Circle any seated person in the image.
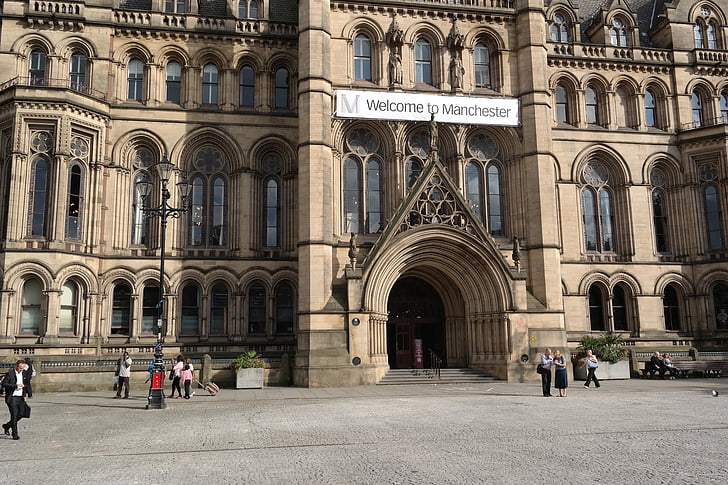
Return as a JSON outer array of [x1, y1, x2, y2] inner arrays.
[[662, 352, 679, 378], [648, 351, 667, 378]]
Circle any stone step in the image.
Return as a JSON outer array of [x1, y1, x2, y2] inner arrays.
[[377, 368, 499, 385]]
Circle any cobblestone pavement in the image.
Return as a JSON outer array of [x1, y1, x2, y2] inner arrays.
[[2, 378, 728, 484]]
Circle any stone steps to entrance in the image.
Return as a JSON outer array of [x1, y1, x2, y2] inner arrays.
[[377, 368, 499, 385]]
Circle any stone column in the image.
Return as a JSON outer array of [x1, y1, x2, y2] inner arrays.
[[295, 0, 354, 386]]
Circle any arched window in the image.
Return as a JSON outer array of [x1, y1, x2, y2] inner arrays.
[[111, 283, 131, 335], [704, 184, 724, 250], [127, 59, 144, 101], [588, 285, 606, 331], [250, 0, 259, 18], [343, 157, 361, 233], [487, 164, 504, 236], [555, 83, 569, 123], [166, 62, 182, 103], [20, 278, 43, 334], [342, 128, 383, 234], [644, 90, 656, 127], [465, 162, 483, 221], [691, 91, 705, 127], [652, 187, 668, 253], [473, 43, 490, 88], [189, 176, 205, 246], [585, 86, 599, 124], [248, 284, 266, 334], [354, 34, 372, 81], [59, 281, 78, 334], [713, 283, 728, 330], [582, 162, 615, 252], [66, 164, 83, 239], [238, 0, 247, 17], [550, 13, 569, 43], [29, 50, 46, 86], [210, 284, 228, 334], [29, 156, 50, 237], [239, 66, 255, 107], [180, 283, 200, 335], [720, 92, 728, 124], [663, 285, 681, 331], [695, 7, 720, 50], [414, 38, 432, 85], [274, 68, 289, 109], [141, 285, 160, 334], [465, 134, 504, 236], [69, 51, 87, 91], [188, 147, 227, 248], [264, 178, 279, 247], [366, 159, 381, 233], [275, 282, 294, 334], [612, 285, 629, 331], [609, 17, 628, 46], [202, 64, 219, 105], [132, 172, 149, 245]]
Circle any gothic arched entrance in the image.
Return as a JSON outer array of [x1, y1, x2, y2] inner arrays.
[[386, 277, 446, 369]]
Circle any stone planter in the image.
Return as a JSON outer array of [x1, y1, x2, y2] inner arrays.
[[236, 368, 264, 389], [573, 359, 630, 381]]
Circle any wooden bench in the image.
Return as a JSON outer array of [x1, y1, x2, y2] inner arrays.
[[640, 361, 679, 379], [673, 360, 728, 378]]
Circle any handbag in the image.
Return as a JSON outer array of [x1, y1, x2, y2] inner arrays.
[[536, 364, 544, 375], [21, 401, 31, 419], [169, 369, 175, 380]]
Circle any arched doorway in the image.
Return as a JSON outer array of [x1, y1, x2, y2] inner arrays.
[[386, 277, 446, 369]]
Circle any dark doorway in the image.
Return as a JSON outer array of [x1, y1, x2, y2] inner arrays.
[[387, 277, 446, 369]]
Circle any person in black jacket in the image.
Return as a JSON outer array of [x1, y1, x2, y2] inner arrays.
[[1, 360, 31, 440]]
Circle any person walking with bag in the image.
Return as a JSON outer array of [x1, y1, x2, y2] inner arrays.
[[583, 349, 601, 388], [2, 360, 32, 440], [114, 351, 132, 399], [168, 355, 184, 399]]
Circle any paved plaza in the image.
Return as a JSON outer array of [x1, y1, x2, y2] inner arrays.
[[3, 378, 728, 484]]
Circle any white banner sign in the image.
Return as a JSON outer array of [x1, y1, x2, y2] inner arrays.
[[335, 90, 519, 126]]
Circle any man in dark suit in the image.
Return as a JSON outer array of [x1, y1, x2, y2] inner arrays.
[[1, 360, 31, 440]]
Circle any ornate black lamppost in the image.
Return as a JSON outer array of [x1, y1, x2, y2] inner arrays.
[[136, 154, 191, 410]]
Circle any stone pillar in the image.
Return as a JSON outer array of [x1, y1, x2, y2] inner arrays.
[[295, 0, 353, 387], [515, 0, 564, 314]]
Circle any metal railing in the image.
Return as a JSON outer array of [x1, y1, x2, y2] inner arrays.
[[680, 114, 728, 131], [0, 76, 107, 101]]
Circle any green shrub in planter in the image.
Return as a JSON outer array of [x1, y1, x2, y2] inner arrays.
[[575, 333, 628, 364], [230, 351, 266, 371]]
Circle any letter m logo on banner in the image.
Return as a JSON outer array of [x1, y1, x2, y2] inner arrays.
[[337, 93, 360, 116]]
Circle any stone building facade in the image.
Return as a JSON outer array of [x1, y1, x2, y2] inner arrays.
[[0, 0, 726, 386]]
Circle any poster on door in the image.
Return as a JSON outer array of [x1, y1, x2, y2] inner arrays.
[[414, 339, 424, 369]]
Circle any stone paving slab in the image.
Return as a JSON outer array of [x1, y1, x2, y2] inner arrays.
[[2, 379, 728, 484]]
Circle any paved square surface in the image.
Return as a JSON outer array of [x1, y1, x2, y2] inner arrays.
[[3, 378, 727, 484]]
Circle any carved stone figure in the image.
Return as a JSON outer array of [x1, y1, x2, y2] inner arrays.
[[348, 232, 358, 270], [512, 236, 521, 271], [450, 56, 464, 89], [389, 50, 402, 86], [429, 113, 438, 151]]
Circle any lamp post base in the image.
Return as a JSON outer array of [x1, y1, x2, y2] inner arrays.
[[147, 387, 167, 410]]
